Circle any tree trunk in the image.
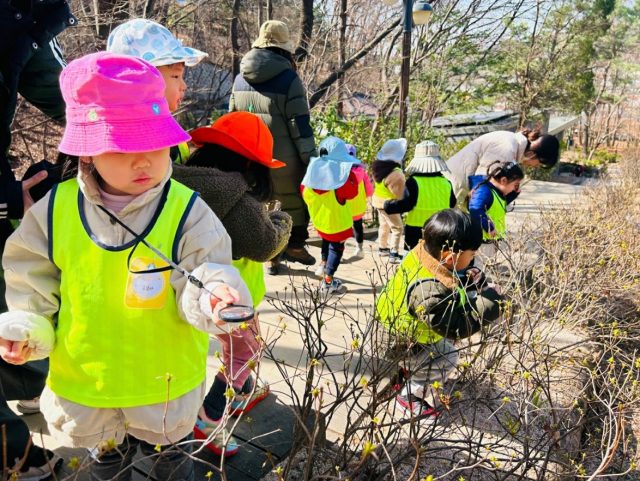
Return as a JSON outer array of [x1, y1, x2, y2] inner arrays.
[[258, 0, 264, 28], [94, 0, 129, 41], [230, 0, 242, 80], [604, 103, 612, 147], [143, 0, 155, 18], [582, 111, 589, 157], [295, 0, 314, 62], [308, 18, 401, 108], [267, 0, 273, 21], [336, 0, 348, 117]]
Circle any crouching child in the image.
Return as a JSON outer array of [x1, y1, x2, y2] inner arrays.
[[376, 209, 503, 423]]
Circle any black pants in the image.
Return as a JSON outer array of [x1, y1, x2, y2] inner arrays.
[[0, 380, 32, 467], [287, 205, 311, 249], [0, 359, 48, 400], [321, 239, 345, 277], [288, 224, 310, 250], [88, 433, 194, 481], [353, 218, 364, 244], [404, 225, 423, 251], [0, 270, 49, 469], [0, 360, 49, 469]]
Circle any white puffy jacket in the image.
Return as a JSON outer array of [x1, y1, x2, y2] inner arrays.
[[445, 131, 528, 206]]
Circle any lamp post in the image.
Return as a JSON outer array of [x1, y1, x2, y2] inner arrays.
[[383, 0, 433, 137]]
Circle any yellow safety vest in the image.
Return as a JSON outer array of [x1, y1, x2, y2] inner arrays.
[[48, 179, 209, 408], [405, 176, 452, 228], [173, 142, 190, 165], [376, 248, 466, 344], [303, 188, 353, 234], [348, 181, 367, 219], [232, 258, 266, 308], [374, 167, 401, 200], [484, 189, 507, 241]]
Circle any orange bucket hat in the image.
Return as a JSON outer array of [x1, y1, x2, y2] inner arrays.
[[190, 112, 285, 169]]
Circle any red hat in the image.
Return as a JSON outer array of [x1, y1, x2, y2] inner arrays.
[[190, 112, 285, 169]]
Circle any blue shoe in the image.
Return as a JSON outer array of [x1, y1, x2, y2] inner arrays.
[[321, 278, 344, 294]]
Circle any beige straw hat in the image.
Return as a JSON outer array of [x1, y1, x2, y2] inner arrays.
[[252, 21, 295, 54], [406, 140, 450, 174]]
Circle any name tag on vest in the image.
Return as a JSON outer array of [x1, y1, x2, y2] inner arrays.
[[125, 257, 170, 309]]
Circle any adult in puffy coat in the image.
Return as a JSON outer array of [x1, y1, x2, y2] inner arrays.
[[0, 0, 75, 477], [445, 127, 560, 208], [229, 20, 317, 275], [1, 0, 75, 219]]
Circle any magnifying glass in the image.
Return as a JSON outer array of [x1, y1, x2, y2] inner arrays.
[[213, 298, 256, 323]]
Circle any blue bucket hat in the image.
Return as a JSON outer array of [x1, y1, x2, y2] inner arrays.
[[107, 19, 208, 67], [302, 137, 361, 191]]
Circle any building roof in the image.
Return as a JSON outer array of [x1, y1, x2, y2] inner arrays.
[[430, 109, 578, 144], [548, 115, 580, 136], [430, 109, 515, 127]]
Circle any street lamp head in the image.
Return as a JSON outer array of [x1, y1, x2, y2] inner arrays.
[[382, 0, 399, 5], [412, 0, 434, 25]]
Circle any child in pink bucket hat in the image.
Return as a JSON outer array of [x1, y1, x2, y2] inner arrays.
[[0, 52, 252, 479], [58, 51, 190, 157]]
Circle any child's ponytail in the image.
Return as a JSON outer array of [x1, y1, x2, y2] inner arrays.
[[520, 125, 543, 144], [485, 160, 524, 184], [466, 160, 525, 206]]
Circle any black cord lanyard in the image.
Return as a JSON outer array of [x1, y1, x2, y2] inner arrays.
[[96, 204, 256, 323], [97, 205, 206, 290]]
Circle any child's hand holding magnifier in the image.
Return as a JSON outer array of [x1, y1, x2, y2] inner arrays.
[[209, 285, 255, 325]]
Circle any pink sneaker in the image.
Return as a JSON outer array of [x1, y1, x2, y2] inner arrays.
[[193, 408, 240, 457], [229, 378, 270, 416]]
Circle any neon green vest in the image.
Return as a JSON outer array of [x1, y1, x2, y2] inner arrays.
[[374, 167, 401, 200], [348, 181, 367, 219], [233, 258, 266, 308], [484, 189, 507, 241], [405, 176, 452, 228], [376, 248, 466, 344], [176, 142, 191, 165], [303, 188, 353, 234], [48, 179, 209, 408]]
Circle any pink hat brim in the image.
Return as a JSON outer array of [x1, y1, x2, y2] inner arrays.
[[59, 116, 191, 156]]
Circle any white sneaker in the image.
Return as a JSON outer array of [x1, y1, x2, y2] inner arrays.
[[389, 253, 402, 264], [321, 278, 343, 294], [396, 393, 438, 425], [17, 397, 40, 414], [352, 244, 364, 258], [314, 264, 326, 277], [15, 450, 62, 481]]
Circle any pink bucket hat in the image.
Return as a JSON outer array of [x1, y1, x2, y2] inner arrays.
[[58, 52, 191, 156]]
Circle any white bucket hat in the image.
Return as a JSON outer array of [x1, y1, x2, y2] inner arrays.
[[406, 140, 450, 174], [302, 137, 361, 190], [107, 19, 208, 67], [376, 138, 407, 163]]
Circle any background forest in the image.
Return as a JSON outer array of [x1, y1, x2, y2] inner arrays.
[[9, 0, 640, 168]]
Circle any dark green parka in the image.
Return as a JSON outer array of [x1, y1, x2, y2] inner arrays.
[[229, 48, 317, 227]]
